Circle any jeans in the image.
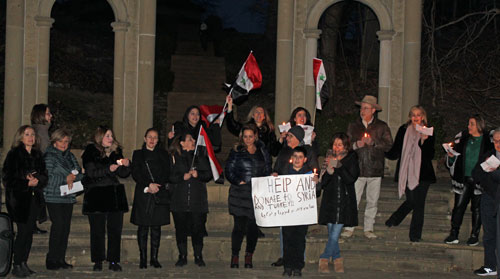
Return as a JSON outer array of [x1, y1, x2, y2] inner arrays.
[[320, 223, 344, 260]]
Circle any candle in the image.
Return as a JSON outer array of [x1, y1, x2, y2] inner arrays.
[[117, 159, 123, 166], [289, 158, 293, 163], [449, 142, 453, 148], [364, 132, 369, 138], [313, 168, 317, 175], [282, 122, 286, 125]]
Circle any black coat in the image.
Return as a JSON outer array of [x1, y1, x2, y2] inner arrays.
[[225, 141, 272, 219], [318, 151, 359, 226], [169, 149, 212, 213], [3, 145, 48, 223], [81, 144, 131, 214], [130, 146, 171, 226], [386, 124, 436, 184], [472, 150, 500, 203], [226, 111, 281, 156], [273, 145, 319, 175]]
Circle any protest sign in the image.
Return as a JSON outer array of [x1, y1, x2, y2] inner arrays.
[[251, 174, 317, 227]]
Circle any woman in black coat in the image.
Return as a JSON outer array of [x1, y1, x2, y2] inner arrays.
[[444, 115, 493, 246], [225, 124, 272, 269], [385, 105, 436, 242], [3, 125, 48, 277], [225, 95, 280, 156], [168, 131, 212, 267], [167, 105, 221, 152], [81, 126, 131, 272], [131, 128, 171, 269], [317, 133, 359, 273]]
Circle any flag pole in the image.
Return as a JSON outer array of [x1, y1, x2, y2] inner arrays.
[[191, 126, 202, 169]]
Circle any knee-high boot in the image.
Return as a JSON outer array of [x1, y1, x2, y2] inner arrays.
[[137, 226, 149, 269], [471, 204, 482, 238], [150, 226, 162, 268]]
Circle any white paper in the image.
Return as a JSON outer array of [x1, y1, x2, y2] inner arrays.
[[251, 174, 317, 227], [481, 155, 500, 172], [299, 124, 315, 145], [442, 143, 460, 156], [278, 122, 291, 133], [415, 124, 434, 136], [60, 181, 84, 196]]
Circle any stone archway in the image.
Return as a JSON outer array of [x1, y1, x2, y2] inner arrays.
[[274, 0, 423, 133], [3, 0, 157, 157]]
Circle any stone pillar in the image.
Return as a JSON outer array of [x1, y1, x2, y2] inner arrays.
[[402, 0, 422, 118], [137, 0, 157, 147], [274, 0, 294, 125], [3, 0, 24, 149], [376, 30, 395, 124], [111, 21, 129, 144], [35, 16, 55, 104], [304, 29, 322, 123]]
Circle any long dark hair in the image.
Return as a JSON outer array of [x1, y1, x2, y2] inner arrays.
[[182, 105, 202, 128], [234, 123, 259, 151], [31, 104, 49, 125], [142, 128, 161, 149], [289, 107, 313, 126], [330, 132, 351, 152], [168, 130, 191, 156]]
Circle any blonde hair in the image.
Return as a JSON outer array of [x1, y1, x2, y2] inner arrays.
[[246, 106, 275, 131], [93, 125, 120, 155], [50, 128, 73, 145], [11, 125, 39, 149], [406, 105, 428, 126]]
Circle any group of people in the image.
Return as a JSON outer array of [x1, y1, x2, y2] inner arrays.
[[1, 95, 499, 278]]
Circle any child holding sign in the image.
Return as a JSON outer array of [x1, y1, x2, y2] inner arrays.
[[273, 146, 318, 277]]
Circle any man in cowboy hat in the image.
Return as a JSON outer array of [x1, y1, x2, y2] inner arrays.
[[342, 95, 393, 239]]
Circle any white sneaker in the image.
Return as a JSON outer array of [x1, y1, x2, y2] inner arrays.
[[364, 231, 377, 239], [474, 266, 497, 276], [341, 229, 354, 238]]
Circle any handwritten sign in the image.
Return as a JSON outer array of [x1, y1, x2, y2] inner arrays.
[[251, 174, 317, 227]]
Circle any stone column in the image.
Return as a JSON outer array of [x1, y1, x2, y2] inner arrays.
[[304, 29, 322, 123], [111, 21, 129, 144], [3, 0, 24, 149], [35, 16, 55, 104], [137, 0, 157, 147], [402, 0, 422, 118], [376, 30, 395, 124], [274, 0, 294, 125]]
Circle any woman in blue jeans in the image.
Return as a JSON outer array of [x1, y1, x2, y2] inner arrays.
[[317, 133, 359, 273]]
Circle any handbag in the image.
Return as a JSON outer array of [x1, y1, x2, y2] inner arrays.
[[145, 161, 170, 206]]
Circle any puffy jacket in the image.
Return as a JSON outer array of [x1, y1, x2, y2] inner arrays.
[[318, 151, 359, 226], [225, 141, 272, 218], [347, 118, 393, 177], [169, 149, 212, 213], [81, 144, 131, 214], [43, 145, 84, 204], [3, 145, 48, 223]]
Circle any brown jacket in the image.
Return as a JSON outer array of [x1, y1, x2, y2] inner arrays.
[[347, 118, 393, 177]]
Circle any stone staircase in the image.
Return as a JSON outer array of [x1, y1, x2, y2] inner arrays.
[[24, 178, 483, 273], [166, 24, 237, 164]]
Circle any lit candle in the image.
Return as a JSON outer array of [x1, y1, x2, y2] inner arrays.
[[449, 142, 453, 148], [282, 122, 286, 125], [117, 159, 123, 166], [289, 158, 293, 163], [313, 168, 317, 175], [364, 132, 369, 138]]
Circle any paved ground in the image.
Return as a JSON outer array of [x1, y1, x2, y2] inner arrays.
[[3, 261, 481, 278]]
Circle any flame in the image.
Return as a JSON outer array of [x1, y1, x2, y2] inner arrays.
[[364, 132, 368, 138], [282, 122, 286, 125], [313, 168, 317, 174], [289, 158, 292, 163]]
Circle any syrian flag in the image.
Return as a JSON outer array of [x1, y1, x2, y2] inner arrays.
[[229, 51, 262, 105], [199, 105, 226, 127], [194, 126, 223, 181], [313, 58, 326, 110]]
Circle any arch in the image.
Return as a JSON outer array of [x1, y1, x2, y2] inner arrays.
[[306, 0, 392, 31], [38, 0, 129, 23]]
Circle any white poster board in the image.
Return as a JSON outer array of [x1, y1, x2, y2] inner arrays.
[[251, 174, 318, 227]]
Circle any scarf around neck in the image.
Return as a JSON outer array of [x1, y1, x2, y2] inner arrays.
[[398, 125, 422, 198]]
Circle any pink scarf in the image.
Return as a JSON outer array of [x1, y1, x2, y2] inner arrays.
[[398, 125, 422, 198]]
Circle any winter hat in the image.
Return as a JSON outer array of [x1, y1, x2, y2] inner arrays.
[[288, 126, 305, 144]]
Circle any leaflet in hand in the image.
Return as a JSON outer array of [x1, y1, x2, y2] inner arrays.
[[299, 124, 315, 145], [481, 155, 500, 172], [60, 181, 84, 196], [415, 124, 434, 136], [279, 122, 291, 133], [442, 143, 460, 156]]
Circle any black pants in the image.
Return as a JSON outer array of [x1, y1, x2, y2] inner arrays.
[[46, 203, 73, 264], [450, 177, 481, 237], [231, 215, 259, 256], [481, 194, 497, 269], [388, 182, 430, 240], [13, 198, 40, 265], [172, 212, 207, 256], [87, 212, 123, 263], [283, 225, 308, 270]]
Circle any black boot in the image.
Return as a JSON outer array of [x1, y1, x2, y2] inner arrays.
[[468, 205, 481, 246], [194, 255, 206, 267], [230, 255, 239, 268], [175, 255, 187, 267], [11, 264, 29, 278], [137, 226, 148, 269], [20, 262, 35, 275], [150, 226, 162, 268], [244, 252, 253, 268]]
